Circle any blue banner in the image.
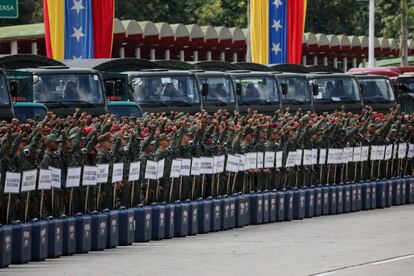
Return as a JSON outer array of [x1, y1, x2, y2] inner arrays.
[[269, 0, 287, 64], [64, 0, 94, 59]]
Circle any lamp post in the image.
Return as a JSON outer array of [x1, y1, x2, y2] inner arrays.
[[357, 0, 375, 68], [368, 0, 375, 68], [401, 0, 408, 66]]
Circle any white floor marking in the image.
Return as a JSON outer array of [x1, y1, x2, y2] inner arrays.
[[368, 254, 414, 266]]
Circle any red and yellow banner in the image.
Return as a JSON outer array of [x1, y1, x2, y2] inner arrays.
[[43, 0, 114, 60], [250, 0, 307, 64]]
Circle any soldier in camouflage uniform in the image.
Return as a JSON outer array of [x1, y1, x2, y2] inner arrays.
[[154, 133, 172, 202], [265, 126, 282, 190], [240, 127, 255, 193], [139, 135, 155, 204], [95, 133, 114, 210], [40, 133, 64, 217]]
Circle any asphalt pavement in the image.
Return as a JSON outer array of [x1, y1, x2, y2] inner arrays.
[[2, 205, 414, 276]]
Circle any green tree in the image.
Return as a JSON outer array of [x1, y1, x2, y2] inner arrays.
[[196, 0, 247, 27]]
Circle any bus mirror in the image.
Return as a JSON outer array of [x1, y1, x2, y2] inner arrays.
[[9, 80, 19, 97], [281, 83, 288, 95], [105, 81, 116, 96], [201, 83, 208, 96], [236, 83, 242, 95], [312, 83, 319, 96]]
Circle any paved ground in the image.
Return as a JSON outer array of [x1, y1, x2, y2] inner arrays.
[[2, 205, 414, 276]]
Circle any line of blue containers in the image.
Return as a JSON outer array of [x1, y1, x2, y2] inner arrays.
[[1, 176, 414, 268]]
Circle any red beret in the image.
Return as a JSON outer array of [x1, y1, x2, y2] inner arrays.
[[110, 125, 121, 133], [84, 126, 94, 135]]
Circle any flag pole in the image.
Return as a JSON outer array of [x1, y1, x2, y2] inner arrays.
[[368, 0, 375, 68], [246, 0, 251, 62]]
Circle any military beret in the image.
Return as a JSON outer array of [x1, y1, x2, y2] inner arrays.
[[158, 133, 171, 141], [186, 125, 197, 135], [110, 125, 121, 133], [46, 133, 62, 142], [271, 128, 280, 133], [68, 127, 79, 140], [141, 136, 154, 150], [84, 126, 94, 135], [98, 133, 113, 143]]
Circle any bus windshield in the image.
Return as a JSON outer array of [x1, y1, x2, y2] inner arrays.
[[0, 74, 10, 105], [312, 77, 360, 103], [279, 76, 311, 103], [131, 75, 200, 105], [236, 76, 279, 103], [198, 76, 235, 105], [359, 78, 395, 103], [33, 74, 105, 104]]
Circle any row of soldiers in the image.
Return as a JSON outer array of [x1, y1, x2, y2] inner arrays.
[[0, 105, 413, 223]]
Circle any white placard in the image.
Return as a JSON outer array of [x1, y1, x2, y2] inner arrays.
[[179, 159, 191, 176], [392, 144, 398, 159], [4, 171, 21, 194], [144, 160, 158, 180], [66, 167, 81, 188], [49, 166, 61, 188], [237, 155, 246, 172], [276, 151, 283, 168], [311, 149, 318, 165], [191, 158, 201, 176], [398, 143, 407, 159], [112, 163, 124, 183], [226, 154, 240, 173], [264, 151, 275, 168], [200, 157, 213, 174], [21, 169, 37, 192], [83, 166, 97, 186], [370, 145, 378, 161], [38, 169, 52, 190], [319, 149, 327, 165], [296, 149, 303, 166], [212, 156, 219, 174], [303, 150, 312, 166], [128, 161, 141, 181], [157, 159, 165, 179], [377, 145, 385, 161], [409, 144, 414, 158], [336, 149, 344, 164], [344, 147, 353, 163], [361, 146, 369, 162], [217, 155, 225, 173], [327, 149, 336, 164], [246, 152, 257, 169], [353, 147, 361, 162], [170, 160, 182, 178], [257, 152, 264, 169], [96, 164, 109, 184], [286, 151, 296, 168], [385, 145, 393, 160]]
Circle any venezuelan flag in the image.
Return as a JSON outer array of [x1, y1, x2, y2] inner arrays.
[[43, 0, 115, 60], [250, 0, 307, 65]]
